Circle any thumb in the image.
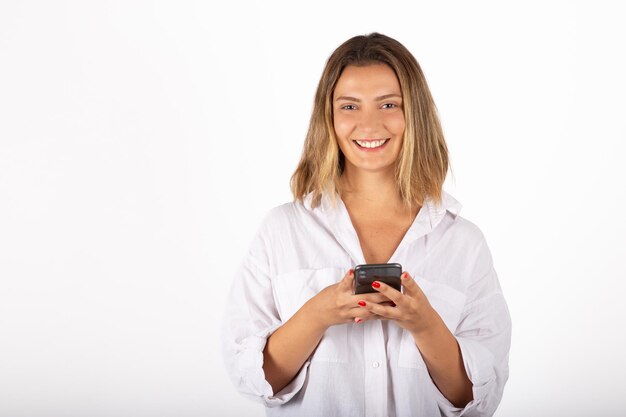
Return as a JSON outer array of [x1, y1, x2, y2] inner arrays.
[[338, 268, 355, 291], [401, 271, 425, 298]]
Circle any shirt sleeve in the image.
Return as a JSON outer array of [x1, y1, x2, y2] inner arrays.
[[437, 235, 513, 417], [220, 218, 310, 407]]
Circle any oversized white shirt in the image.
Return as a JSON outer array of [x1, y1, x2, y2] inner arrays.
[[221, 190, 512, 417]]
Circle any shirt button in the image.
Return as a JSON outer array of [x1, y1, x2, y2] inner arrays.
[[372, 361, 380, 368]]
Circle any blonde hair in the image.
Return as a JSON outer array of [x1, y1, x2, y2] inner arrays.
[[290, 32, 453, 210]]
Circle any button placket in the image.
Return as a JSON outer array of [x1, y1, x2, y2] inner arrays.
[[363, 320, 388, 417]]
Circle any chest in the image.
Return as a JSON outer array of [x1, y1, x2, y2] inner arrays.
[[348, 211, 416, 264]]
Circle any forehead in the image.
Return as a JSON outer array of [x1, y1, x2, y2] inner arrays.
[[334, 64, 401, 95]]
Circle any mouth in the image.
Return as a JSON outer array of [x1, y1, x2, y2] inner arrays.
[[352, 138, 390, 151]]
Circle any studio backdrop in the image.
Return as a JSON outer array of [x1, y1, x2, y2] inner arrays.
[[0, 1, 625, 416]]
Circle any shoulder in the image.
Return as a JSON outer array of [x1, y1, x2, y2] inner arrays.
[[259, 199, 308, 229], [450, 214, 487, 246], [241, 201, 303, 266], [429, 192, 494, 278], [437, 190, 487, 247], [252, 197, 317, 244], [259, 191, 327, 227], [447, 213, 496, 284], [244, 198, 319, 271]]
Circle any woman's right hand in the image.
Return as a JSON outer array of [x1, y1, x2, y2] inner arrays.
[[304, 268, 393, 329], [262, 268, 391, 393]]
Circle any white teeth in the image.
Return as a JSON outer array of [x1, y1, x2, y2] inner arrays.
[[355, 139, 387, 148]]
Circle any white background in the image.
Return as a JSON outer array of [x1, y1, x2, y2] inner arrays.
[[1, 1, 625, 416]]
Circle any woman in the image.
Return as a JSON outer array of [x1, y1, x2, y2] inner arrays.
[[221, 32, 511, 417]]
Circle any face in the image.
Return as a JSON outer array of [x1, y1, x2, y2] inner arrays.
[[332, 63, 405, 174]]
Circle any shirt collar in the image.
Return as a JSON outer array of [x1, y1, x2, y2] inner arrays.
[[304, 190, 463, 265]]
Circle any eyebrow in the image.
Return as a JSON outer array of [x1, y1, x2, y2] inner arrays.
[[335, 93, 402, 102]]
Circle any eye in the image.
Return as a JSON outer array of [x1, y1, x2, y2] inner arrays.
[[341, 104, 357, 110], [382, 103, 399, 109]]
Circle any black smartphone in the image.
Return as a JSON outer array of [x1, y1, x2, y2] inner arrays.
[[354, 263, 402, 294]]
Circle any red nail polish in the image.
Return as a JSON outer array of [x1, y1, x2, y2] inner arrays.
[[401, 272, 408, 279], [349, 268, 354, 275], [358, 300, 366, 307], [372, 281, 381, 289]]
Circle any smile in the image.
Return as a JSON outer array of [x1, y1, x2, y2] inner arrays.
[[352, 138, 390, 150]]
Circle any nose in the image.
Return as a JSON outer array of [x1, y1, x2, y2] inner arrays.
[[355, 106, 384, 132]]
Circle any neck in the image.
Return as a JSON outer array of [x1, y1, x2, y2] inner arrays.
[[339, 164, 403, 209]]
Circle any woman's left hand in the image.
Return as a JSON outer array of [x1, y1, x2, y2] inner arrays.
[[357, 271, 438, 337]]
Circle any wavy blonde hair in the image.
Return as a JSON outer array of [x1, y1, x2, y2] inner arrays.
[[290, 32, 453, 210]]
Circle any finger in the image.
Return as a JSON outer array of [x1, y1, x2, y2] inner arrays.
[[400, 271, 425, 299], [354, 315, 376, 324], [350, 307, 378, 322], [354, 291, 398, 309], [370, 280, 403, 304], [354, 316, 377, 324], [351, 292, 392, 304], [379, 301, 396, 307], [359, 300, 401, 320], [337, 268, 355, 291]]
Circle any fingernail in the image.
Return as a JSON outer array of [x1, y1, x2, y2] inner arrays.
[[355, 318, 362, 324], [358, 300, 366, 307], [372, 281, 381, 289], [349, 268, 354, 275], [401, 272, 408, 279]]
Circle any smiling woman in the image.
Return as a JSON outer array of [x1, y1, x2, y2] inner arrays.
[[333, 64, 405, 168], [289, 33, 450, 215], [221, 32, 511, 417]]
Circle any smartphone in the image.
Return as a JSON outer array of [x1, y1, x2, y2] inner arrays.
[[354, 263, 402, 294]]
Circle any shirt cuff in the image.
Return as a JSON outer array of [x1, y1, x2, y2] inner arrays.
[[434, 336, 497, 417], [237, 323, 310, 407]]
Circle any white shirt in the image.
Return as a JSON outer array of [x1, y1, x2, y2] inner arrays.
[[221, 190, 511, 417]]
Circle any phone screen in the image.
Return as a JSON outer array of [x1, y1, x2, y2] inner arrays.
[[354, 263, 402, 294]]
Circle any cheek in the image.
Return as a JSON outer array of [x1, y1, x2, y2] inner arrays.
[[333, 115, 353, 139], [388, 114, 406, 135]]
